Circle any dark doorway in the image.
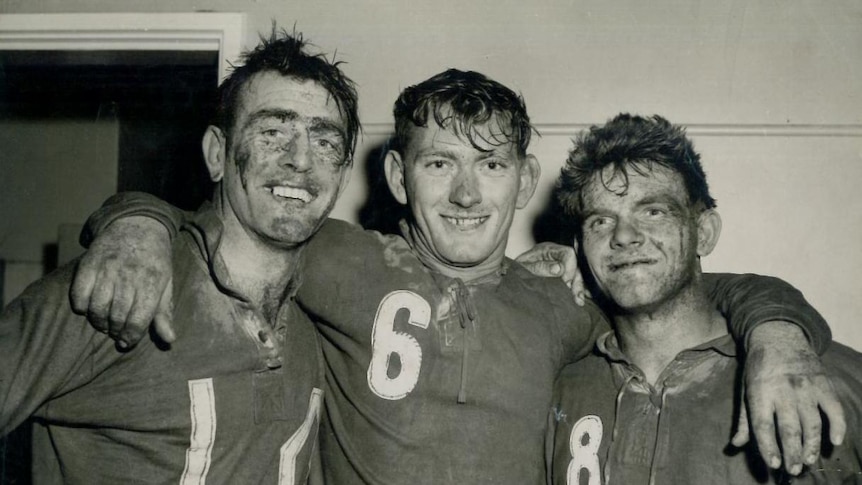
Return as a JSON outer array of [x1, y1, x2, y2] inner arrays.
[[1, 49, 218, 210]]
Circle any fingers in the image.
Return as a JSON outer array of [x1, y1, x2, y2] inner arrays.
[[730, 398, 750, 447], [69, 215, 174, 347], [773, 401, 803, 475], [534, 261, 565, 278], [748, 396, 782, 470], [572, 270, 586, 306], [117, 294, 157, 349], [86, 275, 115, 335], [820, 389, 846, 446], [70, 258, 97, 315], [516, 243, 576, 280], [108, 283, 137, 347], [152, 278, 176, 344], [798, 398, 823, 466], [558, 247, 578, 285]]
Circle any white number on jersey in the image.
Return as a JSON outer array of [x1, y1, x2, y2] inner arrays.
[[366, 290, 431, 400], [279, 388, 324, 485], [567, 415, 603, 485], [180, 379, 324, 484], [181, 378, 217, 485]]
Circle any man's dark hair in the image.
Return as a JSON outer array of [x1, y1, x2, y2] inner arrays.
[[392, 69, 534, 158], [556, 113, 716, 221], [215, 28, 360, 163]]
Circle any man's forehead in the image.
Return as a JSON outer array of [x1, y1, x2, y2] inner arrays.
[[584, 163, 687, 205], [406, 117, 518, 157], [239, 72, 344, 124]]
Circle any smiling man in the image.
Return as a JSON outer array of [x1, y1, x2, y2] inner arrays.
[[0, 31, 359, 483], [548, 114, 861, 484], [72, 70, 840, 483]]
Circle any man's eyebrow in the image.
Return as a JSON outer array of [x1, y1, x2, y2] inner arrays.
[[308, 118, 346, 138], [413, 147, 461, 159], [244, 109, 345, 138], [636, 194, 682, 207], [243, 108, 299, 129], [581, 207, 608, 220]]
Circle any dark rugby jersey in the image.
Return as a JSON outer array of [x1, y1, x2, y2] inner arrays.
[[1, 204, 324, 484]]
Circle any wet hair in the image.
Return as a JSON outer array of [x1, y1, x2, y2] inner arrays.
[[215, 27, 360, 163], [556, 113, 716, 221], [392, 69, 534, 158]]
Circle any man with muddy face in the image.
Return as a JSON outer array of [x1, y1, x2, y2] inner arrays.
[[0, 30, 359, 483]]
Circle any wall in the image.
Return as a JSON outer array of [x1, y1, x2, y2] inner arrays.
[[0, 120, 119, 305], [0, 0, 859, 349]]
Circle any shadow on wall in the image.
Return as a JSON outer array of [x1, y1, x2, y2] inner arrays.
[[356, 136, 407, 236]]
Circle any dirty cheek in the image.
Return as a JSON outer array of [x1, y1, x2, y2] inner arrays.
[[234, 142, 253, 189]]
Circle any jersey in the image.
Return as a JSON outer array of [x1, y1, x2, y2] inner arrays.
[[78, 192, 834, 484], [296, 219, 609, 484], [0, 204, 324, 484], [548, 333, 862, 485]]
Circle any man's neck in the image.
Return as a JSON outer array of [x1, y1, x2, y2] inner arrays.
[[613, 283, 728, 386], [216, 208, 303, 324], [405, 222, 506, 283]]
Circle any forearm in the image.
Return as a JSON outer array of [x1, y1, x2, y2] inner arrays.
[[0, 266, 97, 435], [703, 272, 830, 353], [80, 192, 190, 248]]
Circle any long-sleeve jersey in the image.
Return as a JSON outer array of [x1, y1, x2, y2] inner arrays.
[[298, 219, 609, 483], [548, 333, 862, 485], [80, 192, 832, 484], [0, 203, 325, 484]]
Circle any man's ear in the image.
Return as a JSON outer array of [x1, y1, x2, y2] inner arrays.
[[202, 125, 227, 182], [696, 209, 722, 257], [384, 150, 408, 205], [515, 154, 541, 209]]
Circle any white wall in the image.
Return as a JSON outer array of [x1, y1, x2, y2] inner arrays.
[[1, 0, 859, 349]]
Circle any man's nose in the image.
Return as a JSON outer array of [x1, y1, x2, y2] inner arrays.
[[449, 169, 482, 208], [280, 132, 312, 171], [611, 218, 644, 248]]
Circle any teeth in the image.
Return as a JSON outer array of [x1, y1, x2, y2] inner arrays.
[[271, 186, 312, 203], [612, 261, 650, 271], [444, 216, 486, 227]]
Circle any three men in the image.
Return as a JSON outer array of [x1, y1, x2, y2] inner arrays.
[[548, 114, 861, 484], [0, 31, 358, 483], [72, 70, 841, 482]]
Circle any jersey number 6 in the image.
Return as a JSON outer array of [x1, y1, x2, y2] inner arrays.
[[366, 291, 431, 400]]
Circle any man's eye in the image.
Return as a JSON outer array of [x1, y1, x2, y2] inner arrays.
[[588, 217, 611, 230], [428, 160, 447, 169], [262, 129, 282, 138], [645, 208, 666, 217]]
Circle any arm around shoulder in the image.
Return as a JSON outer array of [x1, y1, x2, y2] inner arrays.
[[71, 191, 186, 348], [703, 272, 830, 352]]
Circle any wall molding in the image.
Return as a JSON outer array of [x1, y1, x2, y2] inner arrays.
[[0, 13, 245, 82], [360, 122, 862, 137]]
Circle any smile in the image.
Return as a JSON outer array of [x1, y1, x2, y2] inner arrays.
[[442, 215, 488, 228], [609, 259, 656, 272], [268, 186, 313, 203]]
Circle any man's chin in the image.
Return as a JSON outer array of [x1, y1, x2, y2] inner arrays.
[[607, 290, 664, 312], [439, 248, 495, 268], [265, 223, 317, 247]]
